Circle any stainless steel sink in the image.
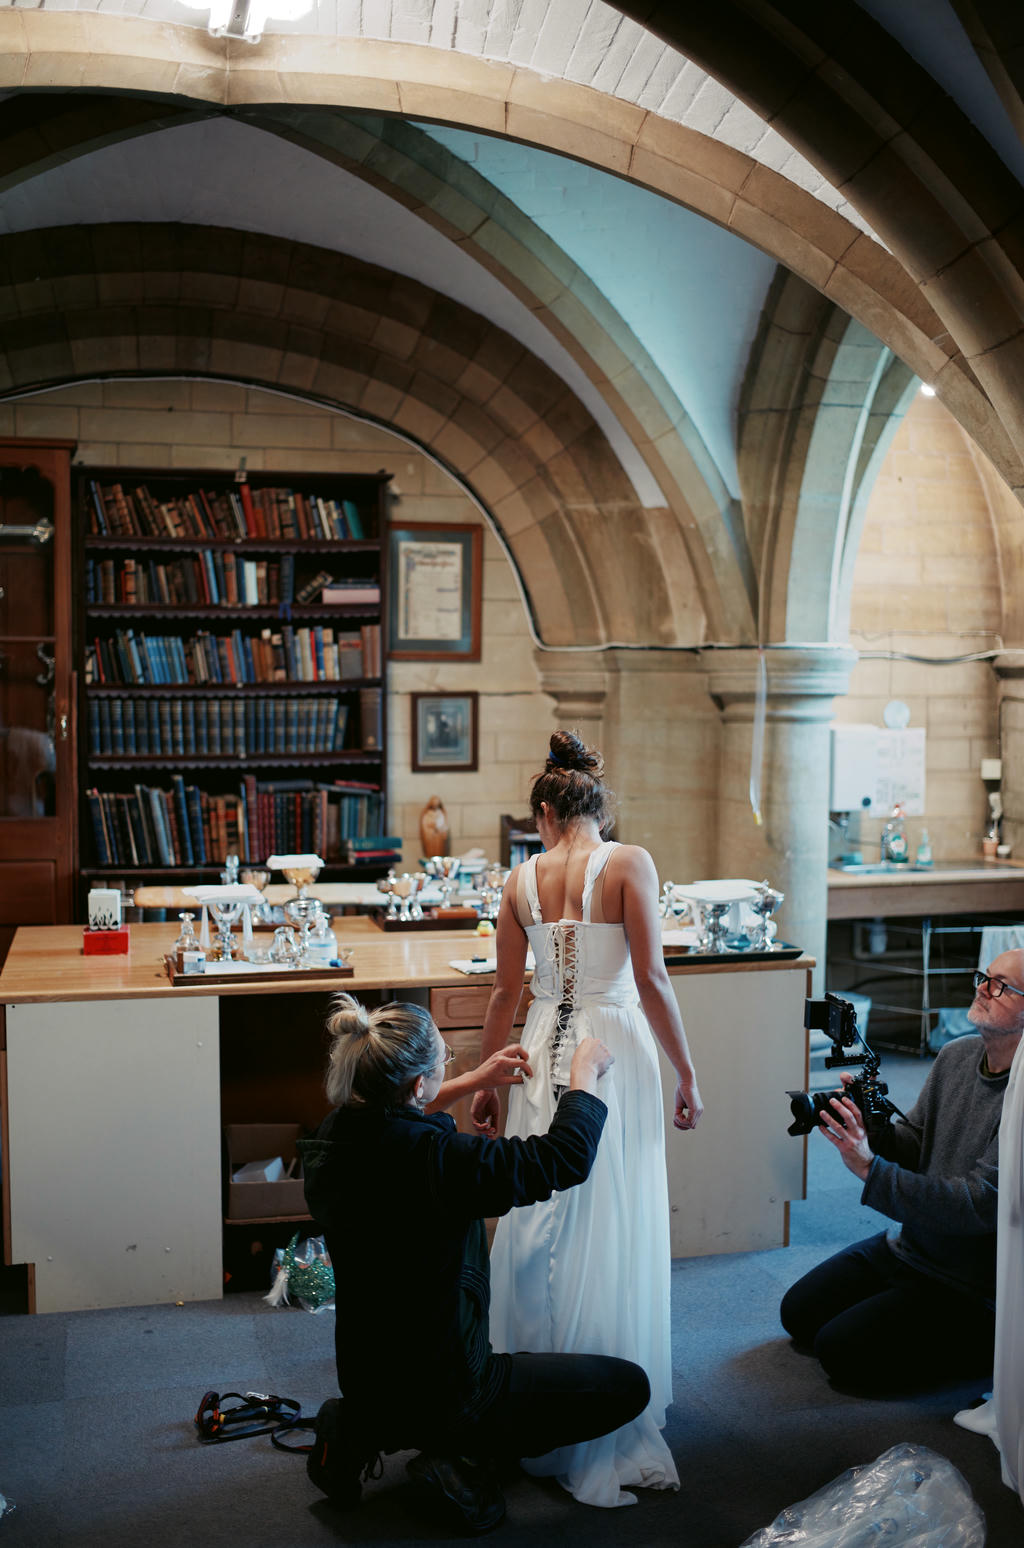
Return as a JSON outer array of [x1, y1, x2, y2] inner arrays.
[[834, 860, 1018, 876], [833, 862, 913, 874]]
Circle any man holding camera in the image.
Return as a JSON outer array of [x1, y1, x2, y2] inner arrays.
[[780, 948, 1024, 1393]]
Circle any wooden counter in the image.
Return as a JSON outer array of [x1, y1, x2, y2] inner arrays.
[[827, 860, 1024, 920], [1, 923, 813, 1313]]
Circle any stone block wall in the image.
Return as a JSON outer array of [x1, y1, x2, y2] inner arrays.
[[835, 393, 1002, 861], [8, 380, 555, 868]]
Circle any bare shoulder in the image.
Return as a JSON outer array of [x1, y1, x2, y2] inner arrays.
[[609, 844, 659, 885], [611, 842, 656, 870]]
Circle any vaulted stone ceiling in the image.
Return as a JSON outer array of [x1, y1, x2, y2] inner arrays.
[[1, 0, 1022, 651]]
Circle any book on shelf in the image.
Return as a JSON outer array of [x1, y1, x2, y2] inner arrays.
[[321, 581, 381, 604], [359, 686, 383, 750], [295, 569, 333, 605], [345, 834, 402, 851]]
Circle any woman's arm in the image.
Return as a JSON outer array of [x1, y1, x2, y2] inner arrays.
[[426, 1042, 532, 1114], [470, 878, 529, 1135], [619, 846, 704, 1131]]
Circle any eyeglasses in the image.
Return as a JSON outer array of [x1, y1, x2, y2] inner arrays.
[[441, 1041, 456, 1066], [972, 970, 1024, 1001]]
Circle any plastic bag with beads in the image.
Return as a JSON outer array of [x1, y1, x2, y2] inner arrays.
[[264, 1233, 335, 1314]]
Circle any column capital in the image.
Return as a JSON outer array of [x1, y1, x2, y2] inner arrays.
[[992, 651, 1024, 680], [532, 649, 610, 719], [702, 644, 859, 720]]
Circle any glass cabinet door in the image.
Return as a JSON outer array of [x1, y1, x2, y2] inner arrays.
[[0, 442, 75, 925]]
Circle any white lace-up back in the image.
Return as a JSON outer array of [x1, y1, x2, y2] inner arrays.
[[489, 840, 679, 1507], [521, 844, 637, 1097]]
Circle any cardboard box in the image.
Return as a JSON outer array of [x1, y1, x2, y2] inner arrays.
[[224, 1123, 309, 1221]]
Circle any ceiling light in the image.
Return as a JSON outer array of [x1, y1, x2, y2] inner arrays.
[[919, 383, 936, 397], [177, 0, 313, 43]]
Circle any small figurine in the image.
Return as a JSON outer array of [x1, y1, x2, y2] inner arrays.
[[420, 794, 449, 858]]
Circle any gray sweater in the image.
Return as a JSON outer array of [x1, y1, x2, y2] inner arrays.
[[862, 1034, 1008, 1305]]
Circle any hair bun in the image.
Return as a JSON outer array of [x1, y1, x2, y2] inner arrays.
[[548, 729, 603, 777], [328, 992, 372, 1036]]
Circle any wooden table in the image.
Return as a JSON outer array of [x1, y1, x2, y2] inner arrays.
[[1, 922, 813, 1312]]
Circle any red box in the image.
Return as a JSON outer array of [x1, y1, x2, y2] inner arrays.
[[82, 925, 130, 955]]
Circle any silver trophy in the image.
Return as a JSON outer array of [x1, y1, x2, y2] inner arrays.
[[208, 895, 245, 961], [697, 899, 733, 954], [240, 867, 272, 924], [284, 895, 325, 959], [391, 873, 424, 916], [376, 868, 399, 920], [749, 880, 785, 950], [423, 855, 461, 909], [480, 865, 511, 921]]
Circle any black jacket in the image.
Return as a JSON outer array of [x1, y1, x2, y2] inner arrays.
[[299, 1089, 606, 1445]]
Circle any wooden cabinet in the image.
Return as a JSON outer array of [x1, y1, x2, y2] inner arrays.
[[75, 467, 392, 896], [0, 439, 77, 933]]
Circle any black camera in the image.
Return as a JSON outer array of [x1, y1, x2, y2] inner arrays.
[[787, 993, 899, 1143]]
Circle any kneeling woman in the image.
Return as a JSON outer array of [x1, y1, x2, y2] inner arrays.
[[299, 993, 649, 1532]]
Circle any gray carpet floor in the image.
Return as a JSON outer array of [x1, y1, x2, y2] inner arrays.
[[1, 1053, 1022, 1547]]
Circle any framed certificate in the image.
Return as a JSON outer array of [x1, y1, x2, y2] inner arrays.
[[388, 522, 482, 660]]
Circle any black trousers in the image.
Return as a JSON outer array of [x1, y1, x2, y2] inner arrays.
[[465, 1352, 650, 1461], [780, 1231, 995, 1393]]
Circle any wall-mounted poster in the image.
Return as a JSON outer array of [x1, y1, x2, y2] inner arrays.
[[388, 522, 482, 660]]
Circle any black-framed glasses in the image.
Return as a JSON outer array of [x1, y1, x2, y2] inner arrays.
[[972, 970, 1024, 1001]]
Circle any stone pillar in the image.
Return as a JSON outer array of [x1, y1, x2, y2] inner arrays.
[[703, 646, 859, 993], [534, 648, 719, 883], [532, 650, 610, 754], [994, 656, 1024, 858]]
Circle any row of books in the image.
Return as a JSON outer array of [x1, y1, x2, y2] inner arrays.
[[86, 553, 295, 608], [86, 776, 386, 868], [88, 696, 351, 758], [87, 481, 370, 543], [85, 555, 382, 612], [85, 624, 382, 687]]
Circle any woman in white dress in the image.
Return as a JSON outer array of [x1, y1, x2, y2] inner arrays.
[[471, 730, 703, 1508]]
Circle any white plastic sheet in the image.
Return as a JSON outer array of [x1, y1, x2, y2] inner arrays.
[[740, 1444, 984, 1548]]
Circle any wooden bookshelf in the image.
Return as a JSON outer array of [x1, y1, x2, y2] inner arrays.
[[0, 439, 78, 935], [75, 466, 393, 900]]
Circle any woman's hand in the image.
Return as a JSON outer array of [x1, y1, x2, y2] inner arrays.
[[475, 1043, 533, 1091], [469, 1044, 533, 1135], [569, 1036, 615, 1094], [470, 1088, 500, 1136], [673, 1075, 703, 1131]]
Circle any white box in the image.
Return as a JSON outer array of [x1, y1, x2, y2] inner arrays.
[[830, 724, 880, 812], [87, 887, 122, 931]]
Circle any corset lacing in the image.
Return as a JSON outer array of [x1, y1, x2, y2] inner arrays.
[[548, 921, 579, 1101]]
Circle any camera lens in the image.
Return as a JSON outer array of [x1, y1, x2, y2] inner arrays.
[[786, 1091, 818, 1136], [787, 1088, 845, 1136]]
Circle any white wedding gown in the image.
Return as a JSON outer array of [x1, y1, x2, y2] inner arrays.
[[488, 842, 679, 1508], [953, 1037, 1024, 1504]]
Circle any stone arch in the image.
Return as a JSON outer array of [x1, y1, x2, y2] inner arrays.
[[613, 0, 1024, 493], [0, 10, 1015, 499], [0, 91, 754, 638], [0, 220, 703, 649], [738, 269, 917, 642]]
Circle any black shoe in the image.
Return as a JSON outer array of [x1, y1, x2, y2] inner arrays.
[[306, 1398, 379, 1508], [406, 1452, 506, 1534]]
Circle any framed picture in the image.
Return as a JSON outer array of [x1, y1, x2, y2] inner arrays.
[[412, 692, 479, 773], [388, 521, 482, 660]]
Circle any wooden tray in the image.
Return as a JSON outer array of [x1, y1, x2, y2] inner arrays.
[[371, 909, 483, 932], [164, 954, 354, 985]]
